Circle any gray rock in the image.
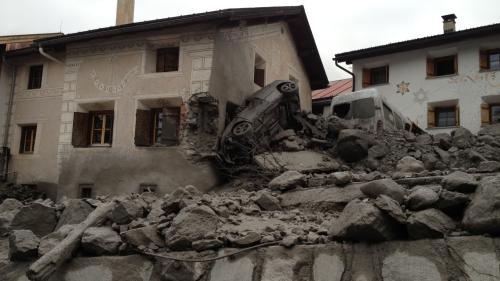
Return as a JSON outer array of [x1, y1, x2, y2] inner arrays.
[[462, 175, 500, 235], [10, 203, 57, 237], [192, 239, 223, 251], [373, 195, 407, 224], [268, 171, 305, 191], [407, 209, 456, 239], [280, 234, 299, 248], [336, 129, 374, 162], [360, 179, 408, 203], [9, 229, 40, 261], [331, 171, 352, 186], [254, 191, 281, 211], [55, 199, 94, 229], [81, 226, 121, 255], [435, 190, 470, 217], [0, 198, 22, 213], [406, 187, 439, 211], [433, 133, 452, 150], [396, 156, 425, 173], [146, 199, 165, 223], [111, 200, 144, 224], [368, 143, 390, 159], [442, 171, 478, 193], [421, 153, 439, 171], [329, 199, 401, 242], [0, 199, 22, 236], [434, 147, 450, 163], [165, 205, 218, 248], [451, 127, 474, 149], [478, 123, 500, 137], [38, 224, 76, 256], [477, 160, 500, 172], [416, 134, 433, 145], [272, 129, 296, 142], [232, 232, 261, 248], [121, 225, 165, 248]]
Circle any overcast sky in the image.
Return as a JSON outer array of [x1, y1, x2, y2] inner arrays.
[[2, 0, 500, 80]]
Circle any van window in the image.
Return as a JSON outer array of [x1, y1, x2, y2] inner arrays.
[[352, 98, 375, 119], [333, 103, 351, 118], [383, 103, 395, 125], [394, 113, 404, 129]]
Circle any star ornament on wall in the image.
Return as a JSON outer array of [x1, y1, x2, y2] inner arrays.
[[396, 81, 410, 95]]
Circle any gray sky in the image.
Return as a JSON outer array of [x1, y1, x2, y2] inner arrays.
[[2, 0, 500, 80]]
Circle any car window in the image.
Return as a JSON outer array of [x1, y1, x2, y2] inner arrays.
[[383, 102, 395, 125], [333, 103, 351, 119], [352, 98, 375, 119], [394, 113, 404, 129]]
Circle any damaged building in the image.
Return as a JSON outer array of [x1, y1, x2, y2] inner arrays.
[[0, 3, 328, 199]]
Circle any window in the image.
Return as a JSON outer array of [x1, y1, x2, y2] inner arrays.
[[428, 104, 459, 128], [254, 53, 266, 87], [139, 184, 157, 194], [156, 47, 180, 72], [135, 107, 180, 147], [72, 110, 114, 147], [362, 65, 388, 87], [481, 103, 500, 125], [427, 55, 457, 77], [480, 49, 500, 71], [383, 103, 395, 126], [19, 125, 37, 154], [79, 184, 94, 199], [352, 98, 375, 119], [333, 103, 351, 119], [28, 65, 43, 89]]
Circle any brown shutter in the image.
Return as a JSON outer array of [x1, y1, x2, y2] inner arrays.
[[161, 107, 180, 146], [455, 105, 460, 127], [362, 68, 371, 88], [480, 51, 488, 70], [426, 58, 434, 77], [481, 103, 490, 126], [453, 55, 458, 74], [72, 112, 90, 147], [135, 109, 151, 146], [254, 68, 265, 87], [427, 106, 435, 128]]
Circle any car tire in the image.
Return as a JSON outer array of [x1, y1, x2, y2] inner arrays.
[[232, 121, 253, 136], [279, 82, 298, 94]]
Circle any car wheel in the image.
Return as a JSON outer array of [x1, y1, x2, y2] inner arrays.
[[279, 82, 297, 94], [232, 121, 252, 136]]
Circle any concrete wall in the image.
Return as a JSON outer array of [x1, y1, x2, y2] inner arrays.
[[352, 34, 500, 134]]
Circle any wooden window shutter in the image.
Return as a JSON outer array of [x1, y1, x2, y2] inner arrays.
[[427, 106, 435, 128], [135, 109, 151, 146], [254, 68, 265, 87], [362, 68, 371, 88], [453, 55, 458, 74], [480, 51, 488, 70], [481, 103, 491, 126], [426, 58, 434, 77], [455, 105, 460, 127], [161, 108, 180, 146], [72, 112, 90, 147]]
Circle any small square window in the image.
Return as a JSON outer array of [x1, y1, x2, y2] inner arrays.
[[90, 111, 114, 146], [28, 65, 43, 89], [370, 66, 389, 85], [79, 184, 94, 199], [139, 184, 157, 194], [435, 107, 457, 127], [488, 52, 500, 70], [428, 55, 457, 77], [491, 104, 500, 124], [156, 47, 179, 72], [19, 125, 37, 154]]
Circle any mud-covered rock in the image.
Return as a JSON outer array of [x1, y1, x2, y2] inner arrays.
[[373, 195, 407, 224], [451, 127, 474, 149], [254, 191, 281, 211], [477, 160, 500, 172], [192, 239, 223, 251], [10, 202, 57, 237], [442, 171, 478, 193], [232, 232, 261, 247], [9, 229, 40, 261], [121, 225, 165, 248], [56, 199, 94, 229], [268, 171, 305, 191], [396, 156, 425, 173], [330, 171, 352, 186], [111, 200, 144, 225], [0, 199, 22, 236], [407, 209, 456, 239], [165, 205, 218, 248], [81, 226, 121, 255], [406, 187, 439, 211], [462, 175, 500, 235], [433, 133, 452, 150], [435, 190, 470, 217], [360, 179, 407, 203], [336, 129, 373, 162]]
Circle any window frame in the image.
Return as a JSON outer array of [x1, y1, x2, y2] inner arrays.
[[89, 110, 114, 146], [427, 55, 457, 77], [151, 108, 163, 145], [490, 103, 500, 124], [19, 125, 37, 154], [487, 50, 500, 71], [27, 64, 43, 90], [435, 106, 457, 128], [369, 66, 389, 85], [79, 184, 94, 199], [156, 47, 180, 73]]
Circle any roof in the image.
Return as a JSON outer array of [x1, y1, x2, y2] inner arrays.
[[0, 33, 63, 44], [312, 78, 352, 102], [335, 21, 500, 64], [4, 6, 327, 89]]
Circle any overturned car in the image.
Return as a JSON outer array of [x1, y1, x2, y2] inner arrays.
[[217, 80, 300, 163]]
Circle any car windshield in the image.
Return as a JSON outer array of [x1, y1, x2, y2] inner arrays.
[[352, 98, 375, 119]]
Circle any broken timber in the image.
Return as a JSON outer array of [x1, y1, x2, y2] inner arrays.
[[26, 201, 117, 281]]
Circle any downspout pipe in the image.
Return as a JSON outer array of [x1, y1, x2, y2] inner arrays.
[[333, 57, 355, 91], [38, 45, 64, 64], [2, 61, 16, 148]]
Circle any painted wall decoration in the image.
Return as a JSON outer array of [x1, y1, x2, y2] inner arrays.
[[396, 81, 410, 95], [448, 71, 500, 87], [413, 88, 429, 105], [90, 65, 139, 95]]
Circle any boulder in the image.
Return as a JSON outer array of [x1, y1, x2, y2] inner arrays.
[[268, 171, 305, 191], [462, 175, 500, 235], [165, 205, 218, 248], [232, 232, 261, 247], [0, 199, 22, 236], [396, 156, 425, 173], [330, 171, 352, 186], [407, 209, 456, 239], [477, 160, 500, 172], [373, 195, 407, 224], [254, 191, 281, 211], [254, 151, 339, 173], [121, 225, 165, 248], [442, 171, 478, 193], [146, 199, 165, 223], [55, 199, 94, 229], [38, 224, 76, 256], [359, 179, 407, 203], [406, 187, 439, 211], [368, 143, 390, 159], [435, 190, 470, 217], [0, 198, 23, 213], [9, 229, 40, 261], [451, 127, 473, 149], [416, 134, 433, 145], [477, 123, 500, 137], [192, 239, 223, 252], [329, 199, 402, 242], [421, 153, 439, 171], [433, 133, 452, 150], [336, 129, 373, 162], [81, 226, 121, 255], [10, 202, 57, 237], [111, 200, 144, 225]]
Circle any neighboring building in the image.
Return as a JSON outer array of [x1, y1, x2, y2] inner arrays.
[[335, 14, 500, 134], [0, 3, 328, 199], [312, 78, 352, 115]]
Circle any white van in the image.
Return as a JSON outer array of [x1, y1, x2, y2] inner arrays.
[[330, 88, 422, 133]]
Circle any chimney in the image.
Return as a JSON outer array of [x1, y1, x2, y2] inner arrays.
[[442, 14, 457, 33], [116, 0, 135, 25]]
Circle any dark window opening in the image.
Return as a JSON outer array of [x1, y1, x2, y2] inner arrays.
[[383, 103, 394, 125], [135, 107, 180, 147], [370, 66, 389, 85], [254, 54, 266, 87], [333, 103, 351, 119], [28, 65, 43, 89], [489, 52, 500, 71], [433, 56, 457, 76], [352, 98, 375, 119], [139, 184, 157, 194], [156, 47, 180, 72], [79, 184, 93, 199], [491, 105, 500, 124], [20, 125, 37, 154], [90, 111, 114, 146], [435, 107, 457, 127]]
